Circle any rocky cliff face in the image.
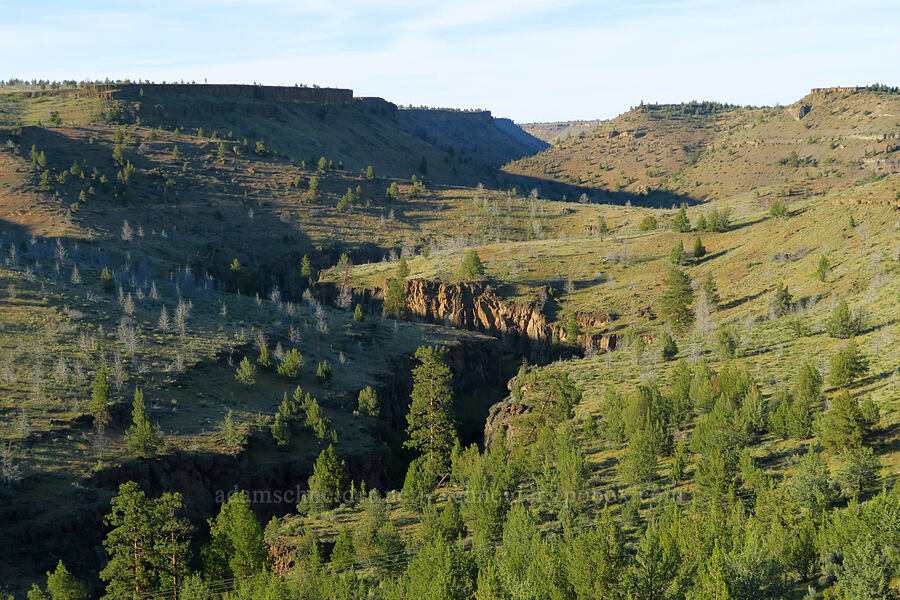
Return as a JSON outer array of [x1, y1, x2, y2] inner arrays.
[[402, 279, 617, 354], [311, 278, 617, 358]]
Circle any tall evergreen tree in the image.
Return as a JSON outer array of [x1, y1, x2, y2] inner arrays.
[[659, 268, 694, 330], [307, 445, 347, 512], [90, 367, 111, 430], [44, 560, 89, 600], [154, 492, 193, 600], [126, 388, 160, 458], [459, 249, 486, 279], [672, 203, 690, 232], [828, 340, 869, 388], [821, 390, 867, 453], [203, 492, 266, 580], [826, 298, 858, 338], [405, 346, 457, 476], [100, 482, 159, 599]]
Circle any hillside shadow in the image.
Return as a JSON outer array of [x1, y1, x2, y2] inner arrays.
[[496, 172, 704, 208], [720, 288, 767, 310]]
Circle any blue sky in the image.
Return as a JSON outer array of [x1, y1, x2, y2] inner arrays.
[[3, 0, 898, 122]]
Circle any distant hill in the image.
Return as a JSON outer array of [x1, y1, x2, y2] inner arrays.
[[505, 89, 900, 205], [0, 84, 544, 186], [519, 119, 606, 143]]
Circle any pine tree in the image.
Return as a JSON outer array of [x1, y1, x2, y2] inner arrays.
[[307, 445, 347, 512], [220, 410, 246, 456], [692, 234, 707, 259], [828, 340, 869, 388], [692, 275, 716, 312], [566, 508, 628, 599], [459, 249, 486, 279], [90, 367, 111, 430], [772, 281, 792, 316], [300, 254, 313, 281], [715, 326, 738, 359], [821, 390, 866, 453], [383, 278, 409, 318], [405, 346, 457, 476], [365, 165, 375, 181], [315, 360, 332, 383], [659, 267, 694, 330], [234, 357, 256, 385], [357, 385, 379, 416], [154, 492, 193, 599], [100, 482, 159, 598], [353, 303, 365, 322], [396, 256, 410, 279], [44, 560, 89, 600], [257, 344, 273, 370], [815, 254, 830, 282], [826, 298, 857, 338], [659, 331, 678, 361], [672, 203, 690, 232], [834, 446, 880, 499], [271, 411, 291, 449], [277, 348, 304, 379], [330, 526, 356, 569], [203, 492, 266, 580], [126, 388, 160, 458], [669, 240, 687, 265]]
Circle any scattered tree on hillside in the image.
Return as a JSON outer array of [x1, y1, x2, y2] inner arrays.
[[826, 298, 859, 339], [672, 203, 690, 232], [659, 268, 694, 330], [235, 357, 256, 385], [90, 367, 111, 430], [828, 340, 869, 388], [125, 389, 160, 458], [459, 249, 486, 279]]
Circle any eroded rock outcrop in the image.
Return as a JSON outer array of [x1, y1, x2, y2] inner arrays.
[[312, 279, 617, 355]]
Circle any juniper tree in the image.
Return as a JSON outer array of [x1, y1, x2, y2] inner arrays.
[[405, 346, 457, 476]]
